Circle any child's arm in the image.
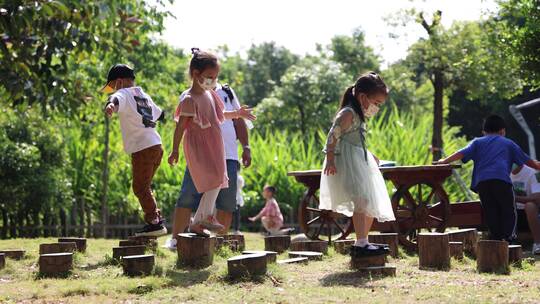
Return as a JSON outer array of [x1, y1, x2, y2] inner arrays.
[[433, 152, 464, 165], [324, 110, 353, 175], [224, 106, 257, 121], [168, 116, 189, 166], [104, 97, 119, 117], [515, 192, 540, 205], [525, 159, 540, 171], [249, 202, 268, 222]]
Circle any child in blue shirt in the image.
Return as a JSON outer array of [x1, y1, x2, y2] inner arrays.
[[436, 115, 540, 241]]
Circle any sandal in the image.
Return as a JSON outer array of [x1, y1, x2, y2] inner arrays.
[[350, 244, 390, 257], [189, 223, 211, 237], [199, 216, 224, 232]]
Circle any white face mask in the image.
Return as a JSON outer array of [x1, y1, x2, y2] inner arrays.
[[198, 77, 217, 90], [364, 103, 380, 118]]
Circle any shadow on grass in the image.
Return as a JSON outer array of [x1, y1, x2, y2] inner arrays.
[[319, 271, 387, 287], [164, 268, 211, 287]]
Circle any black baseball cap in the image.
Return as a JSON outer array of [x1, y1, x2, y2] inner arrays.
[[100, 64, 135, 92]]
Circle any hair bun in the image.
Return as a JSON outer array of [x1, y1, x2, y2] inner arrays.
[[191, 47, 200, 55]]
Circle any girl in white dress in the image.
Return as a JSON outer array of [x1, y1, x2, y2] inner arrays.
[[320, 72, 395, 256]]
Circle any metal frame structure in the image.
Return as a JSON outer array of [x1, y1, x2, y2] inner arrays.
[[509, 97, 540, 159]]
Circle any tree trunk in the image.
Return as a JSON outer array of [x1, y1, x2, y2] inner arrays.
[[431, 70, 444, 161], [101, 114, 110, 238]]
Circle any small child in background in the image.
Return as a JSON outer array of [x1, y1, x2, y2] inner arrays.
[[249, 185, 285, 235]]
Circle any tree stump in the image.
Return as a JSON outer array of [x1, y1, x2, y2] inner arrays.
[[508, 245, 522, 265], [222, 234, 245, 251], [290, 240, 328, 254], [39, 242, 77, 255], [277, 257, 308, 265], [448, 228, 478, 257], [223, 240, 240, 252], [449, 242, 464, 260], [39, 253, 73, 275], [288, 251, 323, 261], [122, 254, 154, 276], [264, 235, 291, 253], [0, 249, 25, 260], [58, 238, 87, 253], [333, 239, 355, 255], [177, 233, 215, 268], [418, 233, 450, 270], [215, 237, 225, 249], [351, 254, 387, 269], [128, 236, 158, 250], [0, 253, 5, 269], [355, 264, 397, 277], [112, 245, 146, 261], [369, 233, 399, 258], [476, 240, 509, 274], [242, 250, 277, 263], [119, 240, 138, 247], [228, 253, 267, 279]]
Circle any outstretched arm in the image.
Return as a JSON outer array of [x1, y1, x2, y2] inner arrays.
[[104, 97, 119, 117], [526, 159, 540, 171], [224, 106, 256, 121], [433, 152, 464, 165]]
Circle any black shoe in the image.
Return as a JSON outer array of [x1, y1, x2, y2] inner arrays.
[[350, 244, 390, 257], [135, 220, 167, 237]]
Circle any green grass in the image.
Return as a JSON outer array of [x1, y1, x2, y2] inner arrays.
[[0, 234, 539, 303]]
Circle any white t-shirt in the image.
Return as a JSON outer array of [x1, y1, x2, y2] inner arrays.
[[236, 174, 245, 207], [511, 165, 540, 209], [111, 87, 162, 154], [179, 84, 241, 160]]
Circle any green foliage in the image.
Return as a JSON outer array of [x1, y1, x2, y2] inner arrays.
[[328, 28, 380, 79]]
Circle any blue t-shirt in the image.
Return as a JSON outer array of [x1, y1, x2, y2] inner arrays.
[[459, 135, 530, 192]]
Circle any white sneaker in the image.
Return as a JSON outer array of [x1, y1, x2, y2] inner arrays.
[[533, 243, 540, 255], [163, 238, 177, 251]]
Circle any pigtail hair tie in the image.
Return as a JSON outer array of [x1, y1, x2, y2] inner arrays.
[[191, 47, 200, 55]]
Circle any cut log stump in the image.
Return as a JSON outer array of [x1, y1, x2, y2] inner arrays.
[[351, 254, 387, 269], [369, 233, 399, 258], [215, 237, 225, 249], [122, 254, 155, 276], [289, 251, 323, 261], [223, 240, 240, 252], [333, 239, 355, 255], [39, 242, 77, 255], [119, 240, 138, 247], [0, 249, 25, 260], [228, 253, 267, 279], [0, 253, 5, 269], [58, 238, 87, 253], [355, 264, 396, 277], [242, 250, 277, 263], [448, 228, 478, 257], [222, 234, 246, 251], [112, 245, 146, 261], [290, 240, 328, 254], [264, 235, 291, 253], [128, 236, 158, 250], [39, 253, 73, 276], [277, 257, 308, 265], [418, 233, 450, 270], [177, 233, 215, 268], [508, 245, 522, 265], [477, 240, 509, 274], [449, 242, 464, 261]]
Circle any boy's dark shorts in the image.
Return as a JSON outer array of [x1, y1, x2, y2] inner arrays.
[[175, 160, 238, 213]]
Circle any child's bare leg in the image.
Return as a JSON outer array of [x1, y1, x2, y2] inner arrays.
[[172, 207, 192, 236], [524, 202, 540, 243], [352, 212, 374, 247]]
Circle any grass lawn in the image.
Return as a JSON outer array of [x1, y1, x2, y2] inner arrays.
[[0, 233, 539, 304]]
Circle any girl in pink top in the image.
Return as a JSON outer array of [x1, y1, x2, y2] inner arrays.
[[249, 186, 284, 235], [168, 49, 256, 236]]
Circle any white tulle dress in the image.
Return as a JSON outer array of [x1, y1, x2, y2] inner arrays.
[[319, 107, 395, 221]]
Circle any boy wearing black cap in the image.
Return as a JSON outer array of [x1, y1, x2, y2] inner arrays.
[[103, 64, 167, 237], [435, 114, 540, 242]]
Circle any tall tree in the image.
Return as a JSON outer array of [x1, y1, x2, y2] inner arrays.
[[328, 28, 380, 79]]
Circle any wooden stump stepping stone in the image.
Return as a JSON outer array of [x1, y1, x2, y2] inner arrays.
[[355, 264, 397, 277], [277, 257, 308, 265], [39, 242, 77, 255], [223, 239, 240, 252], [418, 233, 450, 270], [58, 238, 87, 253], [39, 253, 73, 276], [333, 239, 355, 255], [242, 250, 277, 263], [369, 233, 399, 258], [290, 240, 328, 254], [508, 245, 522, 265], [119, 240, 138, 247], [122, 254, 154, 276], [177, 233, 216, 268], [0, 249, 25, 260], [222, 234, 246, 251], [265, 235, 291, 253], [128, 236, 158, 250], [0, 253, 5, 269], [215, 237, 225, 249], [477, 240, 509, 274], [449, 241, 464, 260], [351, 254, 386, 269], [289, 251, 323, 261], [227, 253, 267, 279], [112, 245, 146, 261], [448, 228, 478, 257]]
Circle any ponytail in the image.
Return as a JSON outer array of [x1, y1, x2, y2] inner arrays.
[[337, 71, 388, 121]]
